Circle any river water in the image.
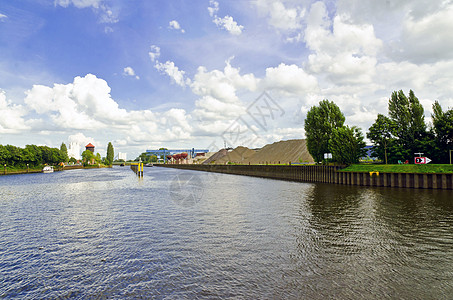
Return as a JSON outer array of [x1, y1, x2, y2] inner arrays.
[[1, 167, 453, 299]]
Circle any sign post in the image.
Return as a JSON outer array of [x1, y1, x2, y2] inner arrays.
[[415, 157, 432, 164]]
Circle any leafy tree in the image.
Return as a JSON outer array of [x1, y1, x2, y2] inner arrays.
[[150, 155, 158, 162], [106, 142, 114, 165], [82, 150, 95, 166], [388, 90, 427, 160], [69, 157, 77, 164], [135, 152, 151, 162], [367, 114, 395, 164], [432, 101, 453, 163], [95, 153, 102, 164], [329, 126, 366, 164], [60, 142, 69, 162], [304, 100, 345, 163]]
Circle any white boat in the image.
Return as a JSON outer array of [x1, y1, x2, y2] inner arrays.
[[42, 166, 54, 173]]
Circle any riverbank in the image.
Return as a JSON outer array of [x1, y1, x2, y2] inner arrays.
[[157, 164, 453, 190], [0, 165, 110, 176]]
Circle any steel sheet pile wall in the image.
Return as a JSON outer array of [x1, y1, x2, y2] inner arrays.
[[158, 164, 453, 190]]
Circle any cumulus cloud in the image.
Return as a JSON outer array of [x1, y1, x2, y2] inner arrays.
[[304, 1, 382, 85], [169, 20, 185, 33], [208, 0, 244, 35], [254, 0, 305, 42], [54, 0, 118, 24], [399, 5, 453, 63], [0, 90, 29, 133], [148, 45, 161, 62], [191, 60, 259, 124], [123, 67, 139, 79], [263, 63, 318, 95], [154, 61, 191, 87]]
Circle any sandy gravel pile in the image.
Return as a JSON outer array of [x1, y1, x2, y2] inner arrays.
[[215, 146, 256, 164], [245, 139, 313, 164], [202, 149, 228, 164], [204, 139, 313, 164]]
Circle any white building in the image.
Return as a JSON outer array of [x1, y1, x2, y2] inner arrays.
[[67, 142, 81, 160], [118, 152, 127, 161]]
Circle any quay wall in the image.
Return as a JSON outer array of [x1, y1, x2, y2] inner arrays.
[[157, 164, 453, 190]]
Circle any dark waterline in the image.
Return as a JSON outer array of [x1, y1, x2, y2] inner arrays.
[[1, 167, 453, 299]]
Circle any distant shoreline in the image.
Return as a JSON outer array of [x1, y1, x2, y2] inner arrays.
[[0, 165, 110, 176]]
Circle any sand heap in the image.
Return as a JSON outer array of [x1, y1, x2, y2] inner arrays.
[[245, 139, 314, 164], [214, 146, 256, 164], [202, 149, 228, 164], [203, 139, 314, 164]]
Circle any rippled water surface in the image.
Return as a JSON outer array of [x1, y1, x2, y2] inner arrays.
[[1, 167, 453, 299]]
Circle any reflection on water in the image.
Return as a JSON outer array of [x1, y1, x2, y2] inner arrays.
[[1, 167, 453, 299]]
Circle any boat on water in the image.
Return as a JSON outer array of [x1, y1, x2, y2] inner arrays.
[[42, 166, 54, 173], [145, 163, 154, 167]]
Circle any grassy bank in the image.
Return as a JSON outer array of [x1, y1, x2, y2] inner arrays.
[[341, 164, 453, 174]]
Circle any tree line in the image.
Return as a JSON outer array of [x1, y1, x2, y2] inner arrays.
[[0, 144, 68, 167], [304, 90, 453, 164], [0, 142, 115, 167]]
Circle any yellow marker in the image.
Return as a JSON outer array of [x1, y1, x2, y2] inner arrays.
[[369, 171, 379, 176]]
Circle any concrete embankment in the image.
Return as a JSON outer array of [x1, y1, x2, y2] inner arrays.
[[157, 164, 453, 190], [1, 165, 85, 176]]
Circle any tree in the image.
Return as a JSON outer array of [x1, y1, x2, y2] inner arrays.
[[60, 142, 69, 162], [432, 101, 453, 163], [367, 114, 395, 164], [329, 126, 366, 164], [106, 142, 114, 166], [388, 90, 427, 160], [304, 99, 345, 162], [69, 157, 77, 164], [82, 150, 95, 166]]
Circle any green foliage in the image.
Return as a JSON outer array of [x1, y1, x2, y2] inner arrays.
[[135, 152, 151, 162], [367, 114, 396, 164], [329, 126, 366, 164], [69, 157, 77, 164], [60, 142, 69, 162], [341, 164, 453, 174], [304, 99, 345, 163], [106, 142, 114, 165], [431, 101, 453, 163], [150, 155, 158, 162], [82, 150, 95, 166], [0, 144, 64, 167], [387, 90, 428, 160]]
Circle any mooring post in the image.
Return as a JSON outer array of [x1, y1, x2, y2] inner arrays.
[[4, 164, 6, 175]]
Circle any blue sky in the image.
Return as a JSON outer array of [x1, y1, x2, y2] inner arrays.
[[1, 0, 453, 159]]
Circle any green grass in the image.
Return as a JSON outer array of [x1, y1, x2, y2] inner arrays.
[[341, 164, 453, 174]]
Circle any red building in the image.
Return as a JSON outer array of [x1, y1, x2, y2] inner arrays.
[[85, 143, 95, 153]]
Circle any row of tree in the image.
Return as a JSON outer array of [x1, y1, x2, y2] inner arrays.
[[304, 90, 453, 164], [0, 144, 68, 167], [0, 142, 115, 167]]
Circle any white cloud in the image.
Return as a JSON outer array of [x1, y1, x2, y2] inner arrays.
[[254, 0, 305, 42], [148, 45, 161, 62], [169, 20, 185, 33], [54, 0, 118, 24], [0, 90, 29, 133], [212, 15, 244, 36], [191, 60, 258, 124], [400, 5, 453, 63], [54, 0, 102, 9], [0, 13, 7, 21], [154, 61, 191, 87], [263, 63, 318, 95], [123, 67, 139, 79], [208, 0, 244, 35], [304, 1, 382, 85]]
